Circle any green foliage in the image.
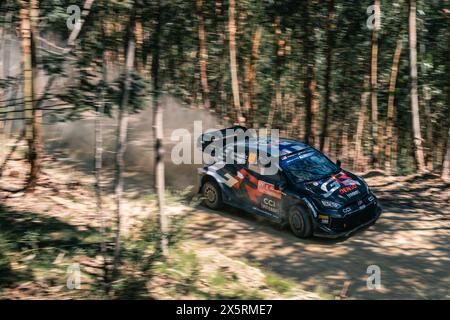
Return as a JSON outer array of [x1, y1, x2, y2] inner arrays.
[[0, 234, 13, 284], [264, 273, 293, 294], [0, 205, 103, 295], [1, 0, 449, 174], [111, 213, 186, 298]]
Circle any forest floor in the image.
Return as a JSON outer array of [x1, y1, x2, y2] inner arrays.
[[0, 157, 320, 300], [0, 154, 449, 299], [186, 172, 450, 299]]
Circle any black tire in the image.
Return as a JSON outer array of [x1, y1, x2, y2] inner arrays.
[[288, 206, 313, 238], [201, 180, 223, 210]]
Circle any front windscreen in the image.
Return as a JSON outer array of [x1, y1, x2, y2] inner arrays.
[[281, 149, 337, 183]]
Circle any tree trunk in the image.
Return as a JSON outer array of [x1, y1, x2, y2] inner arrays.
[[266, 17, 285, 130], [441, 126, 450, 181], [320, 0, 335, 152], [422, 87, 433, 171], [29, 0, 43, 190], [245, 26, 262, 128], [266, 96, 276, 129], [385, 38, 403, 175], [419, 42, 433, 171], [442, 38, 450, 181], [211, 0, 225, 115], [19, 4, 39, 190], [112, 13, 136, 275], [228, 0, 244, 125], [196, 0, 210, 109], [302, 1, 318, 146], [354, 75, 370, 171], [370, 0, 380, 168], [1, 12, 14, 138], [0, 26, 4, 133], [96, 49, 108, 285], [408, 0, 426, 173], [152, 0, 168, 257], [341, 123, 349, 165], [95, 100, 105, 276]]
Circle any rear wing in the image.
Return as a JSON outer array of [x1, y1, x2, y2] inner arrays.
[[197, 125, 249, 152]]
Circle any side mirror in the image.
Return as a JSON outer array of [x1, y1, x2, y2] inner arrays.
[[336, 159, 342, 169]]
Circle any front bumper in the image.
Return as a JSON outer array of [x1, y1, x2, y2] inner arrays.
[[313, 203, 382, 239]]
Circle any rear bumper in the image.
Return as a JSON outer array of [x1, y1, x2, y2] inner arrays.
[[313, 205, 382, 239]]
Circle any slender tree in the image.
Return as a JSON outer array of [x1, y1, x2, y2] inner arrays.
[[1, 10, 15, 138], [442, 34, 450, 181], [370, 0, 380, 168], [96, 49, 109, 284], [19, 3, 38, 189], [0, 26, 4, 132], [302, 0, 318, 146], [385, 37, 403, 175], [442, 126, 450, 181], [29, 0, 43, 190], [228, 0, 244, 125], [354, 75, 370, 171], [196, 0, 211, 109], [408, 0, 426, 172], [419, 41, 433, 171], [245, 26, 262, 128], [151, 0, 168, 257], [112, 10, 136, 275], [320, 0, 335, 152], [266, 16, 285, 129]]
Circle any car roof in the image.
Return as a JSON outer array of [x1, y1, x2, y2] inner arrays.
[[231, 137, 311, 157]]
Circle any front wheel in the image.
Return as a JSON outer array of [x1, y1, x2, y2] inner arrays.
[[201, 180, 223, 210], [288, 206, 313, 238]]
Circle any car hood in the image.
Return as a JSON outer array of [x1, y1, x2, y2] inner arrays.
[[297, 170, 368, 204]]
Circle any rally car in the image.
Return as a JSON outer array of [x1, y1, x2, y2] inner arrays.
[[197, 126, 382, 238]]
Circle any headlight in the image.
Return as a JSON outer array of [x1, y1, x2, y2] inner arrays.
[[320, 199, 342, 209]]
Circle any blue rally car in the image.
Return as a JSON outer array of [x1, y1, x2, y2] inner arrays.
[[198, 126, 382, 238]]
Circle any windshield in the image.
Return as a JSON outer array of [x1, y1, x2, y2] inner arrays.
[[281, 149, 338, 183]]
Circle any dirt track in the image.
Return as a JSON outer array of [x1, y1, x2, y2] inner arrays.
[[0, 157, 448, 299], [186, 173, 450, 299]]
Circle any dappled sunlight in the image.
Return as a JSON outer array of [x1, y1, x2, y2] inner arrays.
[[183, 174, 449, 299]]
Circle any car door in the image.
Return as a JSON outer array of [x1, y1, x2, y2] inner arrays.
[[246, 153, 285, 218]]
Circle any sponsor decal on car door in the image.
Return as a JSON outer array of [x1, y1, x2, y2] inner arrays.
[[257, 180, 282, 215]]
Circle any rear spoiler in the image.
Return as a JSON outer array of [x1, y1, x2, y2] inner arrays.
[[197, 125, 249, 152]]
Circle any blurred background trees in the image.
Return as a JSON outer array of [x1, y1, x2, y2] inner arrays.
[[1, 0, 449, 181]]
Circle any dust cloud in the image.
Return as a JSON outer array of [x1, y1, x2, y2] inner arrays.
[[43, 95, 225, 195]]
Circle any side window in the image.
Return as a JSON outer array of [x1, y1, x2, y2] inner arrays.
[[247, 153, 283, 182], [247, 151, 262, 174]]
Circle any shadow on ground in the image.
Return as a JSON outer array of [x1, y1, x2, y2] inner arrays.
[[184, 175, 450, 299], [0, 204, 102, 297]]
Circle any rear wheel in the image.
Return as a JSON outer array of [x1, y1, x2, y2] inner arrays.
[[201, 180, 223, 210], [288, 206, 313, 238]]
